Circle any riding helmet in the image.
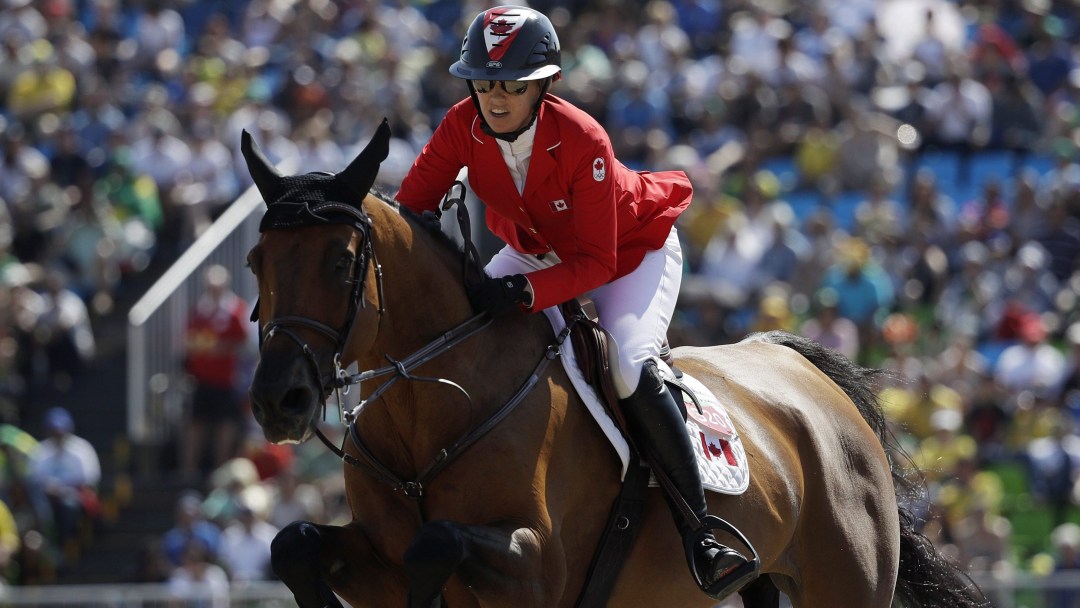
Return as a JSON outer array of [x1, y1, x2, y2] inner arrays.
[[450, 6, 561, 81]]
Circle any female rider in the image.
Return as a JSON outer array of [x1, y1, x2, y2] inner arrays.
[[395, 5, 751, 595]]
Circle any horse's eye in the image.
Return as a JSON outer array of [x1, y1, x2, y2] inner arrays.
[[335, 254, 353, 274]]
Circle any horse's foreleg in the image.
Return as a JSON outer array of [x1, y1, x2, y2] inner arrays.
[[738, 575, 781, 608], [404, 519, 561, 608], [273, 520, 406, 608], [273, 522, 345, 608]]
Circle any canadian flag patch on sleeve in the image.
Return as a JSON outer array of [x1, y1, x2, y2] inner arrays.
[[592, 157, 606, 181], [549, 199, 570, 212]]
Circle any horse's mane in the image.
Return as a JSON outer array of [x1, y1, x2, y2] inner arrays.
[[369, 187, 485, 282]]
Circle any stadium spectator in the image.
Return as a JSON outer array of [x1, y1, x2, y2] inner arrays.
[[266, 469, 323, 530], [853, 176, 905, 245], [27, 407, 100, 564], [989, 72, 1044, 168], [754, 205, 811, 289], [131, 0, 186, 79], [13, 271, 95, 396], [180, 265, 252, 481], [167, 538, 229, 608], [200, 457, 265, 529], [1049, 522, 1080, 608], [924, 66, 993, 185], [0, 497, 18, 583], [1039, 200, 1080, 283], [217, 501, 277, 582], [819, 237, 894, 360], [161, 492, 221, 569], [909, 8, 949, 86], [172, 121, 240, 240], [994, 312, 1066, 395], [1025, 415, 1080, 526], [5, 43, 76, 121], [799, 287, 859, 361], [948, 496, 1013, 603]]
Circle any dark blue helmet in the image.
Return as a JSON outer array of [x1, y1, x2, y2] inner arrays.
[[450, 6, 561, 82]]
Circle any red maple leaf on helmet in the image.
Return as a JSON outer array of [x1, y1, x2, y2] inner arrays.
[[483, 9, 524, 60], [490, 19, 513, 36]]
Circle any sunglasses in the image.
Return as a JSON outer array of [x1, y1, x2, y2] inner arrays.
[[471, 80, 530, 95]]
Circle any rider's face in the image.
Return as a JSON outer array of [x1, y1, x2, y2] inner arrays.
[[475, 80, 541, 134]]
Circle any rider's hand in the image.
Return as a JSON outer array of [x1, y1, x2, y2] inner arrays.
[[469, 274, 531, 315]]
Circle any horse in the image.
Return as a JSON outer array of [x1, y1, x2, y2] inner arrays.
[[241, 122, 990, 608]]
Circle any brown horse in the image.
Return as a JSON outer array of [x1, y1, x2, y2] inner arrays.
[[242, 123, 989, 607]]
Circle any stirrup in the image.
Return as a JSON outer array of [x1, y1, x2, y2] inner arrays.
[[683, 515, 761, 601]]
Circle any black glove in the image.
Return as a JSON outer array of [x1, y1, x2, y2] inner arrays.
[[469, 274, 530, 315]]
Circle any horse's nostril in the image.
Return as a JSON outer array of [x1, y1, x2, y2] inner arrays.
[[281, 387, 315, 415]]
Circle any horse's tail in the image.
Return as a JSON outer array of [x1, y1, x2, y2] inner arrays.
[[754, 330, 991, 608]]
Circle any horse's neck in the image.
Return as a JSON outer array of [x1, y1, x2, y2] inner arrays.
[[353, 202, 555, 465]]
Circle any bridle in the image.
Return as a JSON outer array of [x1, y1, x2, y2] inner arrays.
[[253, 198, 382, 405], [254, 187, 573, 502]]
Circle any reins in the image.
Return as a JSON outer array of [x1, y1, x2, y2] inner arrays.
[[317, 320, 571, 499], [303, 183, 573, 501]]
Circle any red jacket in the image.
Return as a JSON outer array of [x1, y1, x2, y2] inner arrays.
[[396, 94, 692, 311]]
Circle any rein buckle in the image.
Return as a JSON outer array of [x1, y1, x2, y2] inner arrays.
[[334, 354, 350, 395]]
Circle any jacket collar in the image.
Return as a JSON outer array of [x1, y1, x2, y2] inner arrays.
[[523, 96, 560, 198], [470, 96, 562, 200]]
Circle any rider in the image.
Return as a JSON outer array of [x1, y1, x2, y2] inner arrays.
[[395, 5, 751, 594]]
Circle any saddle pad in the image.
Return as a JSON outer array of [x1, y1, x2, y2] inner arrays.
[[541, 308, 749, 495], [659, 368, 750, 495]]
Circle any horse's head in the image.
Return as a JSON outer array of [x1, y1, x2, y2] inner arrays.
[[243, 121, 390, 443]]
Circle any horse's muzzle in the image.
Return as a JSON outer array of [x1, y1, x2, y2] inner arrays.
[[249, 359, 322, 444]]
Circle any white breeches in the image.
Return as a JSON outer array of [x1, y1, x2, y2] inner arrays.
[[485, 227, 683, 398]]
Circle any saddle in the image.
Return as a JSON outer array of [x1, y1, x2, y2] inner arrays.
[[558, 297, 758, 606], [558, 297, 652, 607], [560, 298, 618, 413], [558, 297, 683, 435]]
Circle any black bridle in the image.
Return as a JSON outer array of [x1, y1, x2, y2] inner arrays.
[[253, 198, 383, 404]]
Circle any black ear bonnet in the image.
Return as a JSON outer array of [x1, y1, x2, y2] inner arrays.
[[240, 119, 391, 232]]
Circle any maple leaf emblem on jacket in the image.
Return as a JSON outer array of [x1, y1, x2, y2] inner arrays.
[[592, 157, 606, 181]]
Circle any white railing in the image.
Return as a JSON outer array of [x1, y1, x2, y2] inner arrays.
[[971, 570, 1080, 608], [126, 158, 296, 445], [0, 581, 294, 606], [3, 574, 1080, 607]]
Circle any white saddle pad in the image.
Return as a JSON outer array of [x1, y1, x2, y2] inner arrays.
[[543, 309, 750, 495]]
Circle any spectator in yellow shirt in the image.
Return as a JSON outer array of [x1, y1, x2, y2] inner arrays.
[[6, 41, 75, 120]]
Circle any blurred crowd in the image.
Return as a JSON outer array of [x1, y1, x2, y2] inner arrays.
[[0, 0, 1078, 598], [0, 405, 101, 585]]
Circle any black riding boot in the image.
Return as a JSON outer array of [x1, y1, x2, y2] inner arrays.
[[620, 360, 749, 590]]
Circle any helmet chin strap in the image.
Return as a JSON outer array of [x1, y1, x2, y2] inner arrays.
[[468, 78, 551, 143]]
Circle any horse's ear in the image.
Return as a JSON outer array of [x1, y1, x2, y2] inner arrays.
[[337, 118, 391, 198], [240, 129, 282, 206]]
